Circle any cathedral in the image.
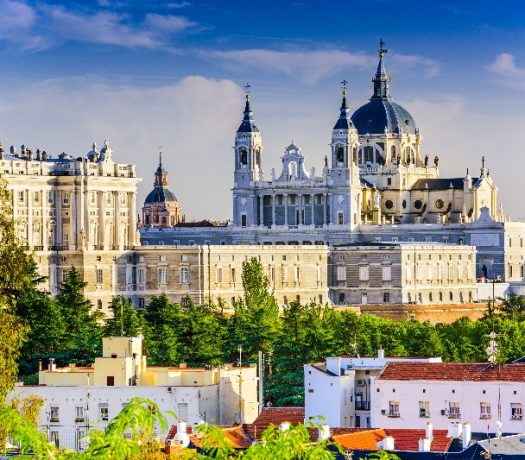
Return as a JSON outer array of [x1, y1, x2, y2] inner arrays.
[[231, 40, 500, 245]]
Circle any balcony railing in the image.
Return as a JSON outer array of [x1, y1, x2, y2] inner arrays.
[[355, 401, 370, 411], [448, 413, 461, 419]]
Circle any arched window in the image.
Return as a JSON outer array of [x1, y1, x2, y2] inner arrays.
[[391, 145, 396, 161], [365, 146, 374, 163], [255, 148, 261, 167], [239, 148, 248, 166], [353, 147, 358, 164], [336, 146, 345, 164]]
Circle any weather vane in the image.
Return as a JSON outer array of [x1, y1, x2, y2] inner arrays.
[[244, 83, 251, 100], [378, 38, 388, 59], [341, 79, 348, 96]]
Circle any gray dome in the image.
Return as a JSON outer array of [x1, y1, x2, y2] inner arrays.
[[351, 99, 417, 135], [144, 187, 178, 204]]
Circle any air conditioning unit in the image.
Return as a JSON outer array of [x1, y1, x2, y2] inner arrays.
[[167, 387, 172, 392], [381, 409, 386, 415]]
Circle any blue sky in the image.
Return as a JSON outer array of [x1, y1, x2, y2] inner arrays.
[[0, 0, 524, 219]]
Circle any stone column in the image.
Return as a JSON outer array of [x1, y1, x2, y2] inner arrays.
[[298, 194, 303, 225], [284, 194, 288, 226], [310, 194, 315, 226], [129, 192, 137, 247], [55, 190, 62, 247], [272, 194, 276, 227], [114, 191, 120, 249], [42, 190, 48, 250], [98, 191, 106, 249], [27, 189, 33, 248], [259, 194, 264, 226], [323, 194, 327, 225], [70, 187, 77, 250]]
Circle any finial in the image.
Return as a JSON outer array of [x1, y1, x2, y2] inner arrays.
[[378, 38, 388, 59], [482, 155, 485, 169], [159, 147, 163, 168], [341, 79, 348, 97], [244, 82, 251, 100], [466, 168, 469, 175]]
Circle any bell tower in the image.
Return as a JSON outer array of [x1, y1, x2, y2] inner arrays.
[[233, 84, 263, 228], [328, 82, 362, 228]]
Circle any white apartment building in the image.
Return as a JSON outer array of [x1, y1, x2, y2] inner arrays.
[[304, 351, 441, 428], [371, 362, 525, 434], [11, 336, 258, 451]]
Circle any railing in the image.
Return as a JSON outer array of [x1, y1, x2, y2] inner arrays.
[[511, 415, 523, 420], [388, 412, 400, 418], [448, 413, 461, 419], [480, 414, 491, 420], [50, 417, 59, 423], [355, 401, 370, 411]]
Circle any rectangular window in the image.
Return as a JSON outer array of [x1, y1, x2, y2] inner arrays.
[[107, 376, 115, 386], [511, 403, 523, 420], [388, 401, 400, 417], [295, 267, 300, 282], [50, 406, 59, 422], [382, 266, 392, 281], [50, 430, 60, 448], [75, 406, 85, 422], [480, 402, 491, 419], [99, 403, 109, 421], [18, 190, 24, 202], [158, 268, 167, 284], [231, 267, 236, 283], [33, 191, 39, 203], [178, 403, 188, 422], [63, 192, 69, 204], [180, 268, 189, 284], [138, 298, 145, 308], [137, 267, 145, 284], [337, 266, 347, 281], [96, 269, 103, 285], [75, 428, 86, 451], [270, 266, 275, 283], [241, 214, 247, 227], [383, 292, 390, 303], [449, 402, 460, 419], [337, 212, 344, 225], [216, 267, 223, 283], [359, 266, 369, 281], [419, 401, 430, 418]]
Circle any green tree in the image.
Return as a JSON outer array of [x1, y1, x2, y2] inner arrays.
[[56, 267, 103, 365], [498, 293, 525, 321], [105, 296, 144, 337], [228, 258, 280, 362]]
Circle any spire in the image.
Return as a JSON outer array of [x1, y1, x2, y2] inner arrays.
[[155, 148, 168, 187], [237, 83, 259, 133], [334, 79, 352, 129], [372, 38, 390, 99]]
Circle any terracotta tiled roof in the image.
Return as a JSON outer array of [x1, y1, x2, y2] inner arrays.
[[332, 428, 452, 452], [378, 362, 525, 382], [253, 407, 305, 425], [189, 425, 251, 449]]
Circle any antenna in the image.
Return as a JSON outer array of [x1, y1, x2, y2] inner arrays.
[[486, 331, 499, 364]]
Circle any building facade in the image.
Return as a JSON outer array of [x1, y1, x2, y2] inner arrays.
[[329, 243, 477, 306], [371, 362, 525, 434], [115, 244, 329, 309], [12, 336, 258, 451]]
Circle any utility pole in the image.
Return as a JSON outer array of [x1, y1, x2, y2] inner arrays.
[[238, 345, 243, 424]]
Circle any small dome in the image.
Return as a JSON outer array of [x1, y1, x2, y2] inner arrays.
[[351, 99, 417, 135], [144, 187, 178, 204]]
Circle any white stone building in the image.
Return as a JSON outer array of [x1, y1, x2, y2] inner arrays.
[[11, 336, 258, 451], [371, 362, 525, 434], [304, 351, 441, 428]]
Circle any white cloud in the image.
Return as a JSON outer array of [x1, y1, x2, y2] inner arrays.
[[0, 0, 48, 50], [487, 53, 525, 78], [167, 1, 190, 8], [208, 49, 375, 85], [0, 76, 242, 220], [391, 53, 440, 78], [144, 13, 196, 33]]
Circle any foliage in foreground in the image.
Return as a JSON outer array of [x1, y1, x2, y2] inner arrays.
[[1, 396, 398, 459]]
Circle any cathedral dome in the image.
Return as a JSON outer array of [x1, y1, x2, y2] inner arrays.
[[351, 99, 417, 135], [144, 187, 178, 204]]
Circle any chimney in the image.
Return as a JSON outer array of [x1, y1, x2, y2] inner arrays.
[[381, 436, 395, 451], [318, 424, 330, 441], [462, 422, 471, 449], [173, 421, 190, 447], [377, 347, 385, 359], [418, 438, 431, 452], [279, 422, 290, 432], [48, 358, 56, 372], [447, 422, 462, 439], [426, 421, 433, 441]]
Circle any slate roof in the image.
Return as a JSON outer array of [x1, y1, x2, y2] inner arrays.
[[144, 187, 178, 204], [411, 178, 476, 191], [378, 362, 525, 382], [351, 99, 417, 135]]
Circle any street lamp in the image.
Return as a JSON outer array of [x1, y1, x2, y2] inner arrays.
[[481, 255, 495, 315]]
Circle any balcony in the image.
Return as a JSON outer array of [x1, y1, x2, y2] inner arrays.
[[511, 415, 523, 420], [448, 413, 461, 419], [75, 417, 85, 423], [480, 414, 491, 420], [355, 401, 370, 411], [388, 412, 400, 418], [50, 417, 59, 423]]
